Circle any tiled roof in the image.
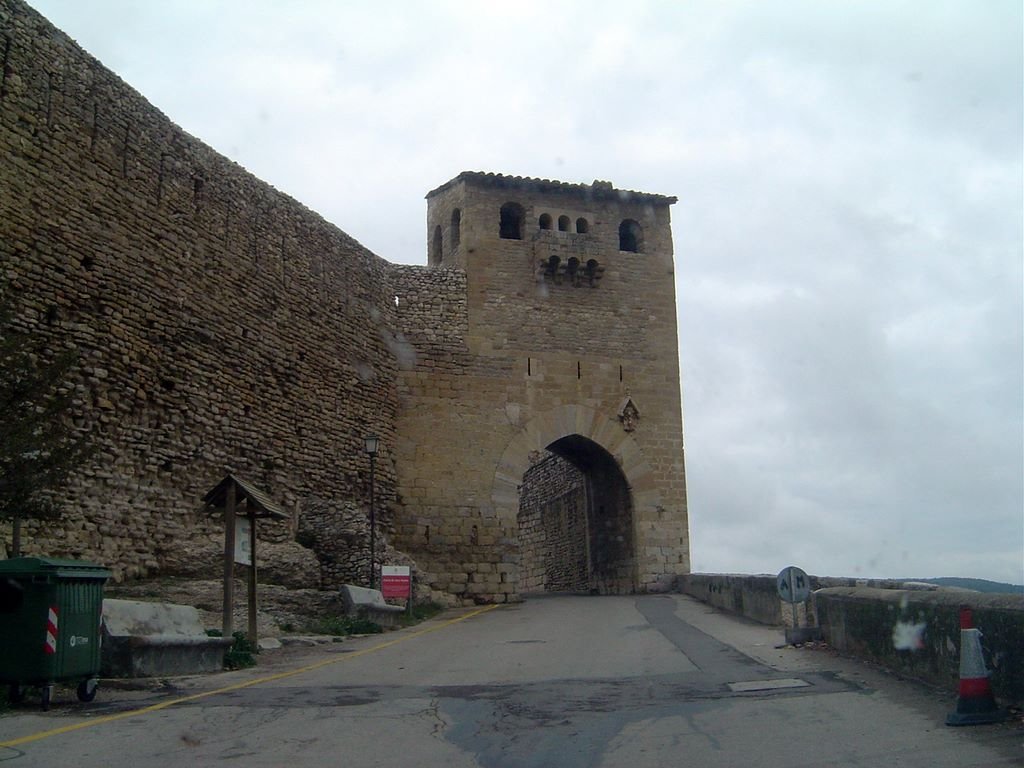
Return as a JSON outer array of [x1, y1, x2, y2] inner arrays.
[[426, 171, 677, 205]]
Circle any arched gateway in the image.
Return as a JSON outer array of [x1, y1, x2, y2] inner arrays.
[[494, 404, 659, 594], [390, 173, 690, 603]]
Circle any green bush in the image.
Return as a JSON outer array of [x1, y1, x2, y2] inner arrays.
[[206, 629, 258, 670]]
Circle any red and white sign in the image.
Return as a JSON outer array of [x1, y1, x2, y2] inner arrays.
[[44, 606, 58, 654], [381, 565, 411, 600]]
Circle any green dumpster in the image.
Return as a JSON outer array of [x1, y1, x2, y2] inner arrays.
[[0, 557, 111, 710]]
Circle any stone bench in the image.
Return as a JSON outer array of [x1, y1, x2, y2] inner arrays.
[[340, 585, 405, 628], [101, 599, 233, 678]]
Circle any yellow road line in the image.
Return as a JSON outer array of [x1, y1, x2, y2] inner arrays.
[[0, 603, 501, 749]]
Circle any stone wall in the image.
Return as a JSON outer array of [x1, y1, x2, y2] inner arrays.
[[517, 454, 588, 593], [679, 573, 788, 626], [678, 572, 955, 628], [816, 587, 1024, 707], [0, 0, 402, 585]]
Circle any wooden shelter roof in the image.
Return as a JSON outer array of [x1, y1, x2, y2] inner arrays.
[[202, 474, 288, 519]]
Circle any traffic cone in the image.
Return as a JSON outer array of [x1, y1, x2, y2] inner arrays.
[[946, 605, 1008, 726]]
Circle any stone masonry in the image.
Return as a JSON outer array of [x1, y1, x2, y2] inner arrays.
[[392, 173, 689, 599], [518, 454, 588, 593], [0, 0, 400, 587], [0, 0, 689, 603]]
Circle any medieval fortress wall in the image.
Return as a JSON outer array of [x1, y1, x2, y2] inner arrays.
[[1, 0, 689, 601], [0, 0, 403, 584]]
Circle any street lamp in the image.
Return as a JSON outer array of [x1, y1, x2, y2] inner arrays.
[[364, 434, 379, 589]]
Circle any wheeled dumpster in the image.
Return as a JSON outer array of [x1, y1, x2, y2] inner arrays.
[[0, 557, 111, 710]]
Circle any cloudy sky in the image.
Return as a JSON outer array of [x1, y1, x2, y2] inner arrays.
[[29, 1, 1023, 584]]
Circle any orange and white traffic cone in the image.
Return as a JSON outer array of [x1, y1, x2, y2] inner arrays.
[[946, 605, 1007, 726]]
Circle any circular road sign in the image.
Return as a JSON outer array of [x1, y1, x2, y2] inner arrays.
[[777, 566, 810, 604]]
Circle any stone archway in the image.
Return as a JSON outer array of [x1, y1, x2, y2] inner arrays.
[[491, 404, 663, 595], [517, 435, 635, 594]]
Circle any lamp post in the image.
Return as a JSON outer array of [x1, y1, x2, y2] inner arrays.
[[364, 434, 379, 589]]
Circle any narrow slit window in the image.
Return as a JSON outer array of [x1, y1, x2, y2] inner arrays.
[[431, 224, 443, 264], [450, 208, 461, 250]]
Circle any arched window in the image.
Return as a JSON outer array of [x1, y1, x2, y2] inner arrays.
[[500, 202, 525, 240], [450, 209, 461, 250], [558, 215, 571, 232], [566, 257, 580, 284], [539, 213, 552, 230], [618, 219, 642, 252], [576, 217, 589, 234], [431, 224, 443, 265], [546, 255, 560, 278]]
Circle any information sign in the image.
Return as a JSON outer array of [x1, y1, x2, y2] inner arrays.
[[381, 565, 411, 599], [234, 517, 252, 566]]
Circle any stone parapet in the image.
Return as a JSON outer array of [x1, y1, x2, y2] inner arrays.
[[816, 587, 1023, 706], [679, 573, 1023, 706]]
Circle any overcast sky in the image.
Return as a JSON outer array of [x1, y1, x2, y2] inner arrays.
[[28, 1, 1023, 584]]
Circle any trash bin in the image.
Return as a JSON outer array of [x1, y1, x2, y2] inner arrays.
[[0, 557, 111, 710]]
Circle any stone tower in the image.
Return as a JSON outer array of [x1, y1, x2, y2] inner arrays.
[[390, 172, 689, 600]]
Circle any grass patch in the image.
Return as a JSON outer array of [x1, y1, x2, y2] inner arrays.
[[309, 602, 445, 635], [399, 601, 445, 627], [308, 615, 383, 636]]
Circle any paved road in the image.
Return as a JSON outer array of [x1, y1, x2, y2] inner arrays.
[[0, 594, 1019, 767]]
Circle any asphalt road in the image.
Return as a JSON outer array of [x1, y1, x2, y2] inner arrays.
[[0, 594, 1019, 767]]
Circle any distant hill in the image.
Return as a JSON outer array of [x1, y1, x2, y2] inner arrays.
[[907, 577, 1024, 594]]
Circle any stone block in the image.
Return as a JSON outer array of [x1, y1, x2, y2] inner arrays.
[[100, 599, 232, 678]]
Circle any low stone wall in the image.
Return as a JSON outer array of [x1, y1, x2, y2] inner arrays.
[[678, 573, 785, 625], [815, 587, 1023, 706], [678, 573, 1024, 707]]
